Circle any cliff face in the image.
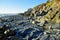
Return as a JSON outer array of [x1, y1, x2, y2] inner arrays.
[[29, 0, 60, 30], [0, 0, 60, 40]]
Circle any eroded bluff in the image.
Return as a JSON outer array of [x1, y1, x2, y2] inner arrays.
[[0, 0, 60, 40]]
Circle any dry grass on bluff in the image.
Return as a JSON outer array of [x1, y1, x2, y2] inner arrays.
[[29, 0, 60, 31]]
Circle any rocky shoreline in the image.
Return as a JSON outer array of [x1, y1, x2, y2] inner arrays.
[[0, 0, 60, 40]]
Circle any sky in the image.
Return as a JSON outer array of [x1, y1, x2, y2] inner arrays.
[[0, 0, 47, 14]]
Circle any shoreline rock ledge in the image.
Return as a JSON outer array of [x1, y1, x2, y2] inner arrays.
[[0, 0, 60, 40]]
